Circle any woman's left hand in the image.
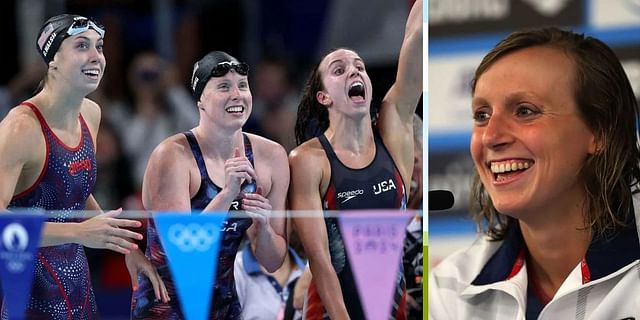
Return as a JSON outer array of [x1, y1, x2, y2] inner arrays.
[[125, 249, 170, 303], [241, 186, 271, 227]]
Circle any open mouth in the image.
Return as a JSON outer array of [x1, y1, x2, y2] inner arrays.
[[82, 69, 100, 80], [489, 160, 534, 182], [348, 81, 365, 103], [225, 105, 245, 114]]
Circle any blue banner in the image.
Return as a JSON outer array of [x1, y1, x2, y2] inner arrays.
[[155, 213, 226, 320], [0, 214, 45, 320]]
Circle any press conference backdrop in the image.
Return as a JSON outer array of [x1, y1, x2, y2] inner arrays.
[[428, 0, 640, 268]]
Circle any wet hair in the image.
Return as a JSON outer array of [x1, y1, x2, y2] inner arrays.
[[470, 27, 640, 240], [294, 48, 342, 146]]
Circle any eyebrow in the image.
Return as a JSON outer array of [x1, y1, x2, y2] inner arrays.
[[471, 96, 488, 107], [72, 35, 103, 42], [472, 91, 539, 108], [327, 57, 364, 68], [214, 77, 248, 84]]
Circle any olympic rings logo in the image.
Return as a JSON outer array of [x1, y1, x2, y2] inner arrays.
[[167, 223, 219, 252]]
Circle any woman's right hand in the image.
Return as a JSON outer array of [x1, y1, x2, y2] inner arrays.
[[224, 147, 257, 197], [76, 208, 143, 254]]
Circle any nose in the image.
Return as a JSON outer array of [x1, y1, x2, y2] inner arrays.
[[348, 65, 360, 78], [89, 46, 101, 64], [230, 85, 241, 99], [482, 112, 513, 150]]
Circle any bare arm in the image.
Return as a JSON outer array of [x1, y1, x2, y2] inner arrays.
[[0, 105, 143, 253], [378, 0, 423, 193], [42, 194, 142, 252], [289, 147, 350, 320], [380, 0, 423, 123], [0, 110, 33, 210], [246, 142, 289, 272], [133, 138, 198, 304], [80, 101, 169, 302], [142, 139, 194, 212]]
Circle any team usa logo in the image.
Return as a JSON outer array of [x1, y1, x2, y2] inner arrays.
[[373, 179, 397, 195]]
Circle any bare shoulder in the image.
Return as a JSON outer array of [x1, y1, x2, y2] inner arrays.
[[0, 105, 45, 166], [288, 138, 328, 208], [245, 133, 288, 163], [1, 105, 40, 129], [144, 133, 193, 187], [0, 106, 43, 145], [142, 133, 194, 210], [288, 138, 327, 176], [149, 133, 192, 164], [80, 98, 102, 126]]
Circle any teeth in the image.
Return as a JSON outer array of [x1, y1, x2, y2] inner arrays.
[[226, 106, 244, 113], [83, 69, 99, 76], [350, 81, 363, 88], [490, 160, 532, 173]]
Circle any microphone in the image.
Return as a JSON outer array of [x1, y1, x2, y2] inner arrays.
[[428, 190, 454, 210]]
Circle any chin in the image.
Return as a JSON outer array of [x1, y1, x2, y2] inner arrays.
[[348, 107, 370, 119], [223, 118, 247, 130], [81, 82, 100, 92], [492, 200, 532, 220]]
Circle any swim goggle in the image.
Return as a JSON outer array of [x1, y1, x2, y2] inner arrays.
[[66, 17, 105, 38], [210, 61, 249, 77]]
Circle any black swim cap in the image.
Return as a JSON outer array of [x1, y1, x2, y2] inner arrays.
[[36, 14, 105, 63], [190, 51, 249, 102]]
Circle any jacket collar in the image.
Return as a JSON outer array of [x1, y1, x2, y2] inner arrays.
[[472, 201, 640, 285]]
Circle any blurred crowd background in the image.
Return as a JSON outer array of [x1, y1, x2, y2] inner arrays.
[[0, 0, 419, 317]]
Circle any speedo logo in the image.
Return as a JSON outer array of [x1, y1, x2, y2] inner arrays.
[[337, 189, 364, 203]]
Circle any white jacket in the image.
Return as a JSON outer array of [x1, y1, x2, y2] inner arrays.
[[429, 197, 640, 320]]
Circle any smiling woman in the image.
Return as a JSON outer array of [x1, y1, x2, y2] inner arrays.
[[129, 50, 290, 319], [429, 27, 640, 319], [0, 14, 165, 318]]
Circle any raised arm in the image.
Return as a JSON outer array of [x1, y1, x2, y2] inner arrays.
[[288, 147, 350, 319], [377, 0, 423, 193], [381, 0, 423, 123]]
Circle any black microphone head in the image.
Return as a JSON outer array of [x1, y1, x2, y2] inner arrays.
[[428, 190, 454, 210]]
